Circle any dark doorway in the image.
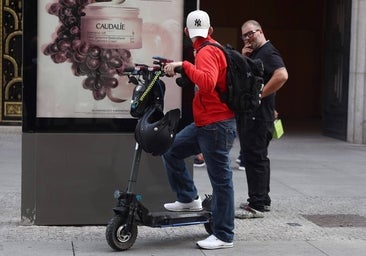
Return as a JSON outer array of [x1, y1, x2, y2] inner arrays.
[[322, 0, 352, 140], [200, 0, 349, 137]]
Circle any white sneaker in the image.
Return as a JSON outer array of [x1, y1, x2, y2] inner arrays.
[[235, 158, 241, 164], [193, 158, 206, 167], [164, 197, 202, 212], [196, 235, 233, 250]]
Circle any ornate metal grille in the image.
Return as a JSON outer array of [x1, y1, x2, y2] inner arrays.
[[1, 0, 22, 124]]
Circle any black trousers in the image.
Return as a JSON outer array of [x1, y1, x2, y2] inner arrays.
[[236, 115, 274, 211]]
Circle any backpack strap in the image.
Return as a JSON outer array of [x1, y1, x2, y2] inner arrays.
[[196, 41, 223, 53], [195, 41, 229, 98]]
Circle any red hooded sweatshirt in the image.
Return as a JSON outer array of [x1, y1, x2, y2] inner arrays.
[[182, 36, 234, 126]]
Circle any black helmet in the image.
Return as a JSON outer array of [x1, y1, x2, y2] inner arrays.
[[135, 106, 181, 156]]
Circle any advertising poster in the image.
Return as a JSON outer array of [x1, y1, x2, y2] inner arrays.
[[37, 0, 183, 118]]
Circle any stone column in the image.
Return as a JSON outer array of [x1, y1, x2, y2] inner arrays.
[[348, 0, 366, 144]]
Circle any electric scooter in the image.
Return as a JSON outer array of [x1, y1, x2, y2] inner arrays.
[[105, 57, 213, 251]]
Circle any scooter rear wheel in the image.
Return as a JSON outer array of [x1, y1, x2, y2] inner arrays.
[[202, 195, 213, 235], [106, 215, 138, 251], [204, 221, 213, 234]]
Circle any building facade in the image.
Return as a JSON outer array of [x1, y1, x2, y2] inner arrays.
[[1, 0, 365, 144]]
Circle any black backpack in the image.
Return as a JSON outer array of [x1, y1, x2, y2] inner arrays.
[[198, 42, 264, 113]]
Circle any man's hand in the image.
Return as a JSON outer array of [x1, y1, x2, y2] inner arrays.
[[164, 61, 183, 76], [242, 44, 253, 57]]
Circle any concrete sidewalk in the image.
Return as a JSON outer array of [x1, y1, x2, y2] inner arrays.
[[1, 125, 366, 256]]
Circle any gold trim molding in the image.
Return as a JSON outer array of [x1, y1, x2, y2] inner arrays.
[[5, 101, 21, 117]]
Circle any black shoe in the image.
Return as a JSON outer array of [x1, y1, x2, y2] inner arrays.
[[239, 202, 271, 212], [235, 205, 264, 219]]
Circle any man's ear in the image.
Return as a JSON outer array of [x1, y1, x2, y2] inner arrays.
[[184, 27, 189, 37], [208, 26, 214, 36]]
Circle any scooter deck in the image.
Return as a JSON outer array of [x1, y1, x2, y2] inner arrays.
[[141, 210, 211, 228]]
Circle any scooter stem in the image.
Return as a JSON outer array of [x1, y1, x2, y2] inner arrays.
[[127, 142, 143, 193]]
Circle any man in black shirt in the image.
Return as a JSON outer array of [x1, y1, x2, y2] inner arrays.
[[236, 20, 288, 218]]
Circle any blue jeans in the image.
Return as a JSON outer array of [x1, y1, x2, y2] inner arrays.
[[162, 119, 236, 242]]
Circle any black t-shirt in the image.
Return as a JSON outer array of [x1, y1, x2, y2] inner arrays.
[[250, 41, 286, 121]]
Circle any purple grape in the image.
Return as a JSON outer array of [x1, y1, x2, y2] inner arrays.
[[51, 52, 68, 63], [60, 7, 74, 17], [71, 39, 82, 51], [77, 0, 89, 6], [82, 76, 96, 90], [72, 62, 89, 76], [61, 16, 78, 27], [107, 57, 123, 69], [93, 79, 103, 90], [69, 26, 80, 35], [88, 45, 101, 58], [101, 49, 113, 60], [78, 5, 88, 16], [48, 3, 61, 16], [77, 42, 89, 55], [93, 87, 107, 100], [101, 77, 118, 88], [99, 62, 117, 77], [59, 0, 77, 8], [56, 25, 69, 38], [72, 51, 87, 63], [57, 39, 72, 52], [86, 57, 100, 70], [48, 43, 60, 54], [43, 45, 52, 56]]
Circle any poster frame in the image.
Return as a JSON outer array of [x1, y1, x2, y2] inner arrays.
[[22, 0, 197, 133]]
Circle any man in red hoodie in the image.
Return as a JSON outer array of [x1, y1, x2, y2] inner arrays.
[[163, 10, 236, 250]]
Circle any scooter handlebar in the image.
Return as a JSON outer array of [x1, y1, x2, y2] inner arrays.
[[123, 66, 136, 73], [122, 65, 161, 75], [174, 66, 182, 74]]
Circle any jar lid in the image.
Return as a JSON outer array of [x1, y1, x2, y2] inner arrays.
[[84, 3, 139, 17]]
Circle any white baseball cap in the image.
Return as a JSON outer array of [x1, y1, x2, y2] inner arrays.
[[186, 10, 210, 38]]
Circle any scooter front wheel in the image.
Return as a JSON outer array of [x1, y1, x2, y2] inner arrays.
[[106, 215, 138, 251]]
